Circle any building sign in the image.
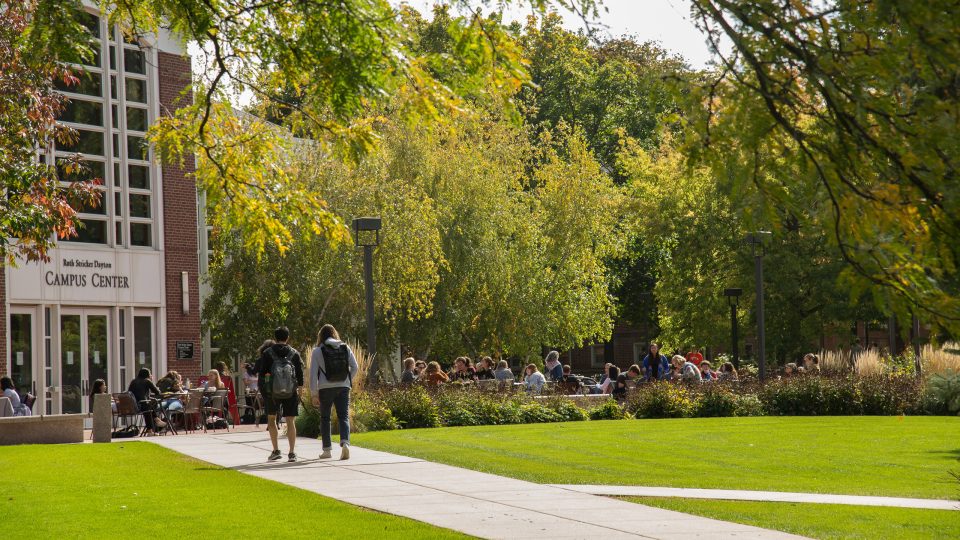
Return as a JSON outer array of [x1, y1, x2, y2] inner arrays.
[[176, 341, 194, 360], [7, 247, 163, 305], [44, 258, 130, 288]]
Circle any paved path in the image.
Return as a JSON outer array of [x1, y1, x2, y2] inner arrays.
[[552, 485, 959, 511], [148, 432, 804, 539]]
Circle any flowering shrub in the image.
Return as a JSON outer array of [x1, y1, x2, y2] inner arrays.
[[588, 399, 629, 420], [692, 385, 739, 417]]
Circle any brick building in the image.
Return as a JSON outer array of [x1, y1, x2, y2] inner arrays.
[[1, 6, 201, 416]]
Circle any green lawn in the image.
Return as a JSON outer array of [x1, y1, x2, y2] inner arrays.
[[0, 442, 467, 539], [626, 497, 960, 539], [352, 416, 960, 499]]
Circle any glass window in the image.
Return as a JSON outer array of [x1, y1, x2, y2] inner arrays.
[[57, 159, 105, 183], [128, 165, 150, 189], [54, 73, 102, 97], [10, 314, 33, 395], [114, 192, 123, 216], [78, 11, 100, 39], [113, 162, 120, 187], [129, 194, 150, 218], [127, 135, 148, 161], [62, 219, 107, 244], [125, 78, 146, 103], [124, 49, 145, 74], [134, 316, 153, 372], [130, 223, 151, 246], [111, 75, 117, 99], [109, 46, 116, 70], [115, 221, 123, 246], [126, 107, 148, 131], [58, 129, 104, 156], [111, 105, 118, 128], [79, 190, 107, 215], [60, 99, 103, 126]]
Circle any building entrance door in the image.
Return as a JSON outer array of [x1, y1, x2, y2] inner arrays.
[[8, 308, 40, 407], [58, 309, 111, 415]]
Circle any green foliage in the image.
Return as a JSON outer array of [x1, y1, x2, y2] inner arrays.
[[295, 396, 321, 439], [925, 372, 960, 415], [687, 0, 960, 334], [628, 381, 694, 419], [692, 385, 738, 418], [381, 386, 441, 429], [587, 399, 629, 420], [758, 375, 922, 416], [353, 392, 399, 432]]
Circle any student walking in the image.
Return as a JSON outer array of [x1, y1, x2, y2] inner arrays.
[[256, 326, 304, 462], [310, 324, 359, 460]]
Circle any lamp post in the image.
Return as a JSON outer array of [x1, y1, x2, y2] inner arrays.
[[353, 217, 382, 381], [745, 231, 771, 382], [724, 288, 742, 369]]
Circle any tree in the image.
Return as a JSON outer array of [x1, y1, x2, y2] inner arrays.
[[686, 0, 960, 334], [0, 1, 99, 263]]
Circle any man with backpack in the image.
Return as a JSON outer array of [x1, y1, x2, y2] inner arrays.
[[255, 326, 304, 462], [309, 324, 359, 460]]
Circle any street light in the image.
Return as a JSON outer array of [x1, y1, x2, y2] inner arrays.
[[723, 288, 742, 369], [353, 217, 381, 381], [745, 231, 771, 382]]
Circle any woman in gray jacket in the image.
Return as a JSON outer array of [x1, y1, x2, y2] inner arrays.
[[310, 324, 359, 460]]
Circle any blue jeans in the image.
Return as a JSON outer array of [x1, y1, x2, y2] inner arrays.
[[319, 387, 351, 450]]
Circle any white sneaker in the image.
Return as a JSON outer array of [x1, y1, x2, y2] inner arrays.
[[319, 450, 332, 459], [340, 446, 350, 460]]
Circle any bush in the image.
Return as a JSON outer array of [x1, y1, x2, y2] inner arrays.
[[630, 382, 693, 419], [588, 399, 628, 420], [759, 377, 825, 415], [519, 402, 565, 423], [821, 377, 862, 415], [693, 385, 738, 418], [734, 394, 765, 417], [295, 397, 322, 438], [542, 396, 589, 422], [353, 392, 398, 432], [382, 386, 440, 429], [858, 374, 921, 415]]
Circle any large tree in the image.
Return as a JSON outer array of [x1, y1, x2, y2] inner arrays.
[[687, 0, 960, 334], [0, 1, 99, 263]]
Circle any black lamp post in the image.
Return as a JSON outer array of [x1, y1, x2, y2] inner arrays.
[[745, 231, 771, 382], [724, 288, 742, 369], [353, 217, 381, 381]]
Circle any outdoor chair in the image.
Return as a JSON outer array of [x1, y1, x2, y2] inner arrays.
[[169, 391, 202, 434], [112, 393, 140, 430], [201, 390, 230, 432], [236, 390, 263, 427]]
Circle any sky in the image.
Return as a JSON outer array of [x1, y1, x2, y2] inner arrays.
[[399, 0, 721, 68]]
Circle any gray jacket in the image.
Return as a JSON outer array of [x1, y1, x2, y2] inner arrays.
[[310, 338, 359, 392]]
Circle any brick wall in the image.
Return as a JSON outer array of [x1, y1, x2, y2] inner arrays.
[[0, 267, 6, 378], [157, 51, 201, 379]]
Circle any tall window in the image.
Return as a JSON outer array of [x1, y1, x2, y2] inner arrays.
[[50, 10, 156, 248]]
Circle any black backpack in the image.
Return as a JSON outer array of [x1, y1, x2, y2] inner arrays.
[[320, 343, 351, 383], [267, 348, 298, 399]]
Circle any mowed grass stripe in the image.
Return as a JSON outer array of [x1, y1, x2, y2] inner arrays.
[[624, 497, 960, 540], [353, 416, 960, 499], [0, 442, 468, 539]]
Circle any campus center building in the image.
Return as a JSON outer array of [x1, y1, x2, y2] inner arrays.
[[0, 6, 203, 416]]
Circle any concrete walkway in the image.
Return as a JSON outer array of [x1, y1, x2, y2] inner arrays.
[[148, 431, 804, 539], [552, 485, 960, 512]]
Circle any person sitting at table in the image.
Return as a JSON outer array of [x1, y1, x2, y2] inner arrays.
[[448, 357, 476, 382], [599, 364, 619, 394], [414, 360, 427, 377], [242, 362, 259, 393], [400, 357, 417, 384], [89, 378, 115, 412], [2, 377, 31, 417], [558, 364, 582, 394], [475, 356, 496, 380], [671, 354, 703, 384], [699, 360, 718, 382], [718, 362, 739, 382], [612, 364, 641, 400], [523, 364, 546, 394], [128, 368, 163, 433], [494, 360, 514, 383], [424, 361, 449, 386], [215, 361, 240, 425], [203, 368, 226, 391], [157, 371, 185, 412]]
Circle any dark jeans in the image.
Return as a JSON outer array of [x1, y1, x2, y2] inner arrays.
[[319, 387, 351, 450]]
